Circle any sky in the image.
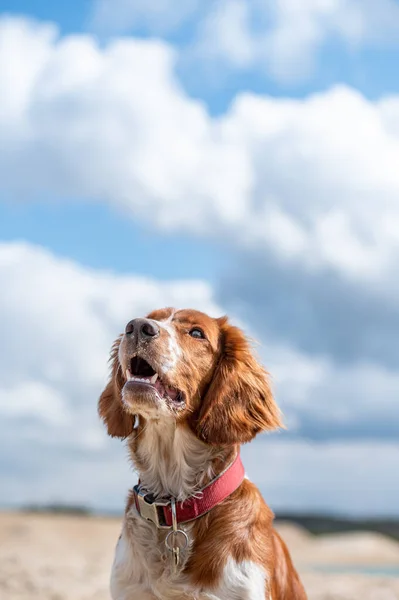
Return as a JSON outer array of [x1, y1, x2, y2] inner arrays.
[[1, 0, 399, 516]]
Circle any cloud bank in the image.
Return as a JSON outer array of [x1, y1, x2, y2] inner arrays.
[[1, 16, 399, 367], [91, 0, 399, 82], [0, 242, 397, 513]]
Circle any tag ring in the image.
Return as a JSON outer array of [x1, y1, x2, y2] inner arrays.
[[165, 529, 188, 551]]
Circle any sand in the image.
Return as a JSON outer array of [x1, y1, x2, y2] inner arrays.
[[1, 512, 398, 599]]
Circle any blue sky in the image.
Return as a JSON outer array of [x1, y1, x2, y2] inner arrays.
[[0, 200, 227, 279], [5, 0, 399, 105], [1, 0, 399, 515]]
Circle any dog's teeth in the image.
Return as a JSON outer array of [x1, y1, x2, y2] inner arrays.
[[127, 374, 158, 384]]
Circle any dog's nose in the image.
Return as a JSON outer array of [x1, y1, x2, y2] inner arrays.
[[125, 318, 160, 339]]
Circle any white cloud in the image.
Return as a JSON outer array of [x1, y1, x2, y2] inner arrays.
[[251, 0, 399, 82], [0, 382, 69, 425], [243, 439, 399, 516], [89, 0, 399, 82], [90, 0, 201, 35], [1, 16, 399, 293], [2, 15, 399, 373], [256, 337, 399, 441], [192, 0, 256, 70]]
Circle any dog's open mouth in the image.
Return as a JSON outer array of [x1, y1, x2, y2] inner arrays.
[[125, 356, 184, 406]]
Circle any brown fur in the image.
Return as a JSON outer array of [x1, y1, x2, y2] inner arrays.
[[186, 480, 306, 598], [187, 479, 275, 587], [195, 317, 282, 444]]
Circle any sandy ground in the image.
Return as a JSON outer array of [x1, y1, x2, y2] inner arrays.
[[1, 512, 399, 599]]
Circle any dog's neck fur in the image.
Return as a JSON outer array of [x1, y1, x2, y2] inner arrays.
[[128, 417, 232, 502]]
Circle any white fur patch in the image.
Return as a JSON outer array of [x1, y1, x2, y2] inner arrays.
[[153, 313, 182, 375], [212, 558, 267, 599], [134, 419, 214, 501]]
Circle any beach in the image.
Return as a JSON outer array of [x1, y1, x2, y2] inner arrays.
[[1, 512, 398, 599]]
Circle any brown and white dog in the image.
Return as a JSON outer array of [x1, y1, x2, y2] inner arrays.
[[99, 307, 307, 600]]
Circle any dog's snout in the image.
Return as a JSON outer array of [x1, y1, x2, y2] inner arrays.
[[125, 318, 160, 339]]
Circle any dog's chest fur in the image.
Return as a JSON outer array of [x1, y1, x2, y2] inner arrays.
[[110, 421, 211, 598], [110, 506, 196, 600], [111, 508, 267, 600]]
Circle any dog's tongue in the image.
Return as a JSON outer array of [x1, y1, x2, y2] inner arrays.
[[154, 378, 179, 401]]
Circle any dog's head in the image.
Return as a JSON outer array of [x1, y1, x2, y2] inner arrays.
[[98, 308, 282, 445]]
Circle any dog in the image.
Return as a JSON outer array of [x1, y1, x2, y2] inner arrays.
[[99, 307, 307, 599]]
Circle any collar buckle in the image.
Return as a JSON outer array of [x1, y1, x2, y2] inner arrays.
[[133, 485, 170, 529]]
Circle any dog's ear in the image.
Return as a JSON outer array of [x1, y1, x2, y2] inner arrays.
[[195, 318, 283, 445], [98, 338, 134, 438]]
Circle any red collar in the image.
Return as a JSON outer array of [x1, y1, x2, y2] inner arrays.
[[133, 454, 245, 529]]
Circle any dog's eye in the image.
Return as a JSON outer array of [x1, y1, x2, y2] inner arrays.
[[189, 328, 205, 339]]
